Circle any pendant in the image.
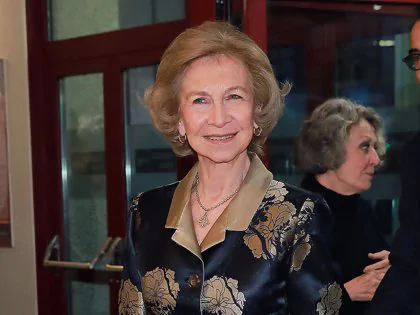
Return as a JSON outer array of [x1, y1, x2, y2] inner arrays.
[[198, 212, 210, 228]]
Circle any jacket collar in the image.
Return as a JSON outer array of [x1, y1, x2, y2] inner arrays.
[[165, 153, 273, 257]]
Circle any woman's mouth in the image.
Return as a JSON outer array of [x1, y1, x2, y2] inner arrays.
[[204, 133, 237, 141]]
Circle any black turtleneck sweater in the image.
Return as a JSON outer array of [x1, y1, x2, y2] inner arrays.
[[301, 173, 390, 315]]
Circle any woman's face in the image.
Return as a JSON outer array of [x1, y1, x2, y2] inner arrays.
[[178, 55, 254, 164], [332, 119, 381, 194]]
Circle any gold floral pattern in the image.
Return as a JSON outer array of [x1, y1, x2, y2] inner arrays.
[[316, 282, 342, 315], [288, 198, 316, 271], [266, 180, 289, 203], [142, 267, 180, 315], [118, 278, 145, 315], [201, 276, 246, 315], [291, 232, 311, 272], [297, 199, 315, 228], [243, 201, 297, 260]]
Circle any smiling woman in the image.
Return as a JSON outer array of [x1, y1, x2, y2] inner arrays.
[[118, 21, 345, 314]]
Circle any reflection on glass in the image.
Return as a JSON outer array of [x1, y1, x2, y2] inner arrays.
[[60, 74, 109, 314], [49, 0, 185, 40], [267, 1, 417, 239], [124, 66, 177, 202]]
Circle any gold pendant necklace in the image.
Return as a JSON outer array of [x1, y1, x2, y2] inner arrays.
[[194, 173, 239, 228], [198, 212, 210, 228]]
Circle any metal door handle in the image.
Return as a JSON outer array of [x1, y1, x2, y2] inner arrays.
[[104, 237, 123, 272], [43, 235, 113, 270]]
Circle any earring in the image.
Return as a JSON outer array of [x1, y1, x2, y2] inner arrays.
[[253, 126, 262, 137], [178, 134, 187, 144]]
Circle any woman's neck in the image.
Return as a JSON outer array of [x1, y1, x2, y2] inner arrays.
[[196, 152, 251, 200], [315, 171, 356, 196]]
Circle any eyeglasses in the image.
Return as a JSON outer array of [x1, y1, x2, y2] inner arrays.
[[403, 49, 420, 71]]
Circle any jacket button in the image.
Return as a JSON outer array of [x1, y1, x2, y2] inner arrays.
[[187, 273, 200, 288]]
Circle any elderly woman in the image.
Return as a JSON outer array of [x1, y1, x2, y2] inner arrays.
[[118, 21, 343, 314], [294, 98, 391, 315]]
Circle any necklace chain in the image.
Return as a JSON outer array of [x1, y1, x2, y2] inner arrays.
[[194, 173, 239, 228]]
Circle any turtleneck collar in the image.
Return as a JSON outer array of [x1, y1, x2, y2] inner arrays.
[[301, 173, 360, 212]]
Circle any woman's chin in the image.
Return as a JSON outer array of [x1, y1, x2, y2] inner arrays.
[[197, 149, 248, 165], [359, 182, 372, 193]]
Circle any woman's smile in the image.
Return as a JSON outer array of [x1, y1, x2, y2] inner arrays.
[[204, 133, 238, 142]]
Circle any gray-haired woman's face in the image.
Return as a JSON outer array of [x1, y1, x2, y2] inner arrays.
[[331, 119, 380, 194]]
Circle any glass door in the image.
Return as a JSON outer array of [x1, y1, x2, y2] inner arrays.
[[59, 73, 109, 314]]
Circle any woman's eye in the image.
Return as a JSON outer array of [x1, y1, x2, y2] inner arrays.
[[193, 98, 206, 104], [360, 143, 370, 151], [227, 94, 242, 100]]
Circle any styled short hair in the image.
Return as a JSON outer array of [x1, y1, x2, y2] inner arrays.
[[294, 98, 386, 174], [144, 21, 290, 157]]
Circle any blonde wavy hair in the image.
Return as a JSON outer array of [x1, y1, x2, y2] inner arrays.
[[144, 21, 290, 157]]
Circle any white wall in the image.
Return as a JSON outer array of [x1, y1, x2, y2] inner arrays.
[[0, 0, 37, 314]]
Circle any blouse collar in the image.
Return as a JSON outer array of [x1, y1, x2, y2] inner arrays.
[[165, 153, 273, 258]]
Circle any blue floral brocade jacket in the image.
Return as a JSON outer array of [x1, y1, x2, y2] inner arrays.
[[118, 155, 343, 314]]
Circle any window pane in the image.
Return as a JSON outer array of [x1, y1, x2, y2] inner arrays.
[[60, 73, 109, 314], [49, 0, 185, 41], [124, 66, 177, 201], [267, 2, 417, 241]]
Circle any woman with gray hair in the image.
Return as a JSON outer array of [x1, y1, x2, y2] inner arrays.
[[294, 98, 390, 315], [118, 21, 344, 314]]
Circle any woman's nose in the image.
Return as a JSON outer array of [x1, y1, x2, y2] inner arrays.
[[208, 102, 230, 127], [370, 148, 381, 166]]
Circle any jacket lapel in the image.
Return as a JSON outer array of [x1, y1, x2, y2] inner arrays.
[[165, 164, 202, 259], [165, 154, 273, 256], [200, 154, 273, 251]]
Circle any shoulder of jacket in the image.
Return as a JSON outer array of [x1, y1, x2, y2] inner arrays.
[[269, 179, 324, 205], [129, 181, 179, 212]]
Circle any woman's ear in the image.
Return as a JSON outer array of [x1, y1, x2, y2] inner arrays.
[[178, 119, 186, 136]]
